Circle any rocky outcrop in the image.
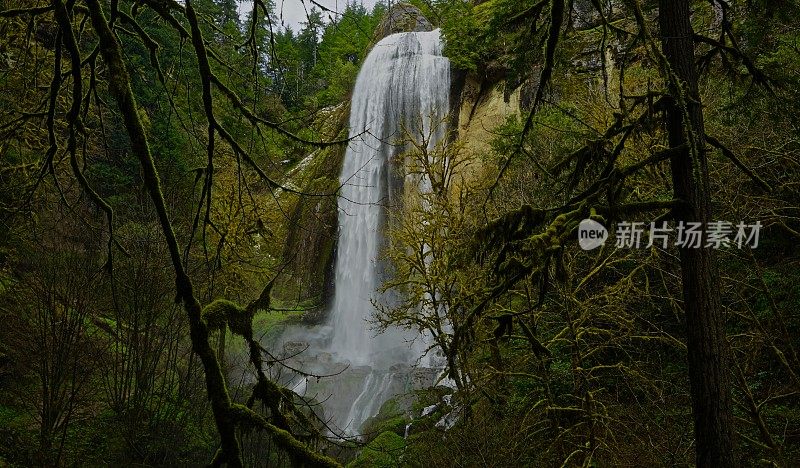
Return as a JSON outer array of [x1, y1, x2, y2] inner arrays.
[[454, 73, 522, 164], [374, 3, 432, 40], [273, 104, 349, 309]]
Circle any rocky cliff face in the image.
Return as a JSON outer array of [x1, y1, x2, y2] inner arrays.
[[272, 104, 348, 312], [453, 74, 522, 162]]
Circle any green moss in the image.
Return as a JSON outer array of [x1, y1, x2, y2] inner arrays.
[[202, 299, 232, 330], [377, 398, 402, 418], [373, 416, 408, 437], [361, 396, 415, 442], [201, 299, 252, 338], [346, 431, 406, 468], [226, 306, 253, 339]]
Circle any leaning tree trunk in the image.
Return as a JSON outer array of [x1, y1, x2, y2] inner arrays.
[[658, 1, 737, 466]]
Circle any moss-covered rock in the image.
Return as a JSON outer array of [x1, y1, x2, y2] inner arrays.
[[273, 104, 349, 309], [375, 3, 432, 40], [347, 431, 406, 468], [360, 396, 408, 440]]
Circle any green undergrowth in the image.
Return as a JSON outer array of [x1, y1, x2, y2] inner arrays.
[[225, 308, 304, 358], [347, 431, 406, 468], [0, 404, 34, 465], [252, 308, 304, 338]]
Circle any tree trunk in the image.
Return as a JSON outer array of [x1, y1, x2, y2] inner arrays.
[[218, 328, 227, 371], [658, 1, 737, 466]]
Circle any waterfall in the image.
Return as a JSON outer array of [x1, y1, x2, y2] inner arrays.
[[330, 29, 450, 364], [327, 29, 450, 433], [275, 29, 450, 437]]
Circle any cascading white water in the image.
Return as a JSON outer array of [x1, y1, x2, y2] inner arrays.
[[273, 29, 451, 437], [327, 29, 450, 433], [329, 29, 450, 365]]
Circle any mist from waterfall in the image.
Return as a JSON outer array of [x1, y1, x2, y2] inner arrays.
[[276, 29, 450, 437]]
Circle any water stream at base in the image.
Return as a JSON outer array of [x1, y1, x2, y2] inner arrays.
[[273, 29, 451, 436]]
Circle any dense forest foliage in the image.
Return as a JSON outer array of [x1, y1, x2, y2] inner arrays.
[[0, 0, 799, 466]]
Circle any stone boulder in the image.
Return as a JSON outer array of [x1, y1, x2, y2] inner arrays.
[[375, 3, 432, 40]]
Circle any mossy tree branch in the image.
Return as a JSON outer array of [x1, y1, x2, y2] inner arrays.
[[85, 0, 242, 464], [82, 4, 343, 463]]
